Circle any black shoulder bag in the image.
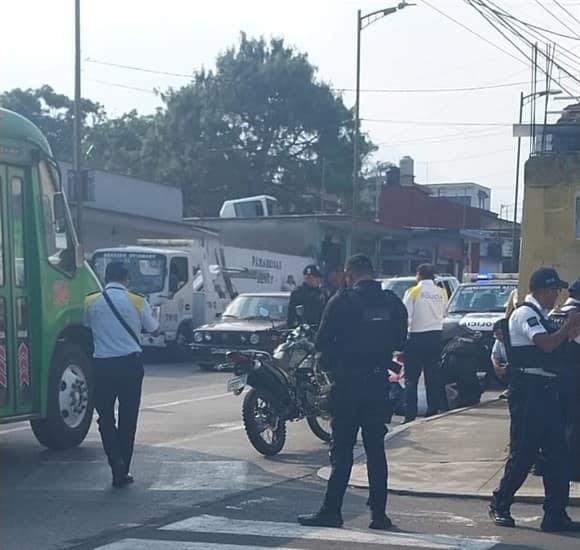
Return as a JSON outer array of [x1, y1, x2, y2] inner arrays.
[[101, 290, 142, 349]]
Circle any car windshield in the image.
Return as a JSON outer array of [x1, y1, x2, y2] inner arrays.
[[92, 251, 167, 294], [447, 283, 517, 314], [381, 279, 415, 299], [223, 295, 289, 320]]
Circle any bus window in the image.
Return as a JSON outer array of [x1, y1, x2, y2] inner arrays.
[[10, 177, 25, 287], [0, 177, 3, 287], [39, 162, 75, 274]]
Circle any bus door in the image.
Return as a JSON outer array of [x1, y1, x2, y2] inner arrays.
[[0, 166, 34, 417]]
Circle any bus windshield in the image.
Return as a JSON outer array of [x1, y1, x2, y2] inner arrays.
[[92, 251, 167, 295]]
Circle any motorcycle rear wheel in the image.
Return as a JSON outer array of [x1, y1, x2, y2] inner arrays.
[[306, 415, 332, 442], [242, 388, 287, 456]]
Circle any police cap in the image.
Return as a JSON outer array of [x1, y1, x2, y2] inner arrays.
[[303, 264, 322, 277], [529, 266, 568, 291]]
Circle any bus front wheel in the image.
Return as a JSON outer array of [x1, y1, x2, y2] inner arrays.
[[31, 343, 94, 450]]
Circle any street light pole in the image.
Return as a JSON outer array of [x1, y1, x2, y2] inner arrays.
[[351, 3, 411, 218], [73, 0, 83, 240], [352, 9, 362, 218]]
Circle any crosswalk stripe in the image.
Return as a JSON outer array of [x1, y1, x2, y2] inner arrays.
[[160, 514, 500, 549], [94, 540, 305, 550]]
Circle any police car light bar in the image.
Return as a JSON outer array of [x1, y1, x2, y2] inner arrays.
[[465, 273, 518, 282]]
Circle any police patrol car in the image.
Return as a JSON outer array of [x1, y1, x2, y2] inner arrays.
[[442, 274, 518, 349]]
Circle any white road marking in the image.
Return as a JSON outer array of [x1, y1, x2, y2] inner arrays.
[[160, 515, 500, 549], [95, 540, 306, 550], [153, 423, 244, 447], [143, 392, 230, 410], [0, 425, 30, 435]]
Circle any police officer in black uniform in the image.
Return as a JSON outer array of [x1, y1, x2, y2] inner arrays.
[[298, 254, 407, 530], [551, 279, 580, 482], [287, 265, 327, 327], [490, 267, 580, 532]]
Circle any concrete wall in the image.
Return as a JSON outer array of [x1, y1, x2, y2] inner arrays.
[[59, 161, 183, 222], [81, 207, 207, 255], [519, 154, 580, 297]]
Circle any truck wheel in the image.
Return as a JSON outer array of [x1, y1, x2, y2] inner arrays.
[[30, 344, 93, 450], [172, 324, 193, 362]]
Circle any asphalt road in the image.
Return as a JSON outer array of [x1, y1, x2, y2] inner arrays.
[[1, 361, 579, 550]]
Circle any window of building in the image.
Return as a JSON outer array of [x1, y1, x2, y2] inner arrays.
[[39, 161, 75, 274]]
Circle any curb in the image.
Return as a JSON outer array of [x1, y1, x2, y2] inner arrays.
[[317, 394, 580, 506]]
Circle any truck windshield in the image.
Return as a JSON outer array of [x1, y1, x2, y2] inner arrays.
[[447, 283, 517, 314], [92, 252, 167, 295]]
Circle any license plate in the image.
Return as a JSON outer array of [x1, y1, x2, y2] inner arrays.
[[227, 374, 248, 393], [212, 348, 230, 355]]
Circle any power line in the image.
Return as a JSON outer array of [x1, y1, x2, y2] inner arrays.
[[418, 0, 528, 66], [532, 0, 580, 38], [87, 78, 158, 94], [363, 118, 512, 127], [553, 0, 580, 26], [377, 129, 506, 147], [85, 58, 193, 78], [337, 80, 530, 93]]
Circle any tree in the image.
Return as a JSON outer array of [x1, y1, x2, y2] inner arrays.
[[145, 34, 375, 215], [0, 86, 104, 160]]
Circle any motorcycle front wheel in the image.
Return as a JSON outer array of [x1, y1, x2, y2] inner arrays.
[[242, 388, 287, 456], [306, 415, 332, 443]]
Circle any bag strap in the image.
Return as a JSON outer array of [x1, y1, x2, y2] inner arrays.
[[102, 289, 141, 348]]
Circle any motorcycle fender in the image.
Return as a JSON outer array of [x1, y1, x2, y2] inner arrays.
[[247, 367, 293, 411]]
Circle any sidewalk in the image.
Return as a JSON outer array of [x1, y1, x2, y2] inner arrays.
[[319, 397, 580, 504]]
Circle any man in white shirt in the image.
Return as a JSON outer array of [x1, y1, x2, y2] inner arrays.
[[402, 264, 448, 423], [85, 262, 159, 488]]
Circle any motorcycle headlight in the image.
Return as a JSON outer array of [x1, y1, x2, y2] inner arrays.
[[193, 332, 203, 343], [250, 333, 260, 345], [204, 333, 212, 342]]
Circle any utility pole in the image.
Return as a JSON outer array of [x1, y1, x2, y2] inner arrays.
[[321, 158, 327, 213], [351, 3, 412, 219], [73, 0, 83, 240], [512, 92, 523, 273]]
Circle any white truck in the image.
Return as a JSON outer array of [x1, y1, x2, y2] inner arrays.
[[90, 239, 313, 357]]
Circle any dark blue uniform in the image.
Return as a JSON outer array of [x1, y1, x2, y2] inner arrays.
[[314, 280, 407, 519], [492, 298, 569, 519]]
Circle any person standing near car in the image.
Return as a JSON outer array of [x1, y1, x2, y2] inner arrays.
[[490, 267, 580, 532], [287, 265, 327, 327], [402, 263, 448, 423], [85, 262, 159, 488], [298, 254, 407, 530]]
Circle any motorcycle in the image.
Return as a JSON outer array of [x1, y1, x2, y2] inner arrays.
[[225, 319, 332, 456]]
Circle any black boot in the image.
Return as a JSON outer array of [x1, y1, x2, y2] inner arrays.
[[488, 505, 515, 528], [111, 460, 129, 488], [369, 514, 393, 530], [541, 513, 580, 532], [298, 510, 343, 528]]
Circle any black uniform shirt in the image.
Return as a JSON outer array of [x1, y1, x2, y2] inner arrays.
[[287, 282, 327, 327], [316, 280, 408, 372]]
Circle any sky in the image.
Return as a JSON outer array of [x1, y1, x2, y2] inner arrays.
[[4, 0, 580, 218]]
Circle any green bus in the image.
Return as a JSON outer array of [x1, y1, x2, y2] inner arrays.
[[0, 108, 99, 449]]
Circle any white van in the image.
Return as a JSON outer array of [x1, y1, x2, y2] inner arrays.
[[219, 195, 279, 218]]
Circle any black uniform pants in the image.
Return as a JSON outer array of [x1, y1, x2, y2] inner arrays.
[[493, 373, 570, 514], [560, 377, 580, 481], [93, 354, 144, 473], [405, 331, 445, 419], [323, 371, 389, 517]]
